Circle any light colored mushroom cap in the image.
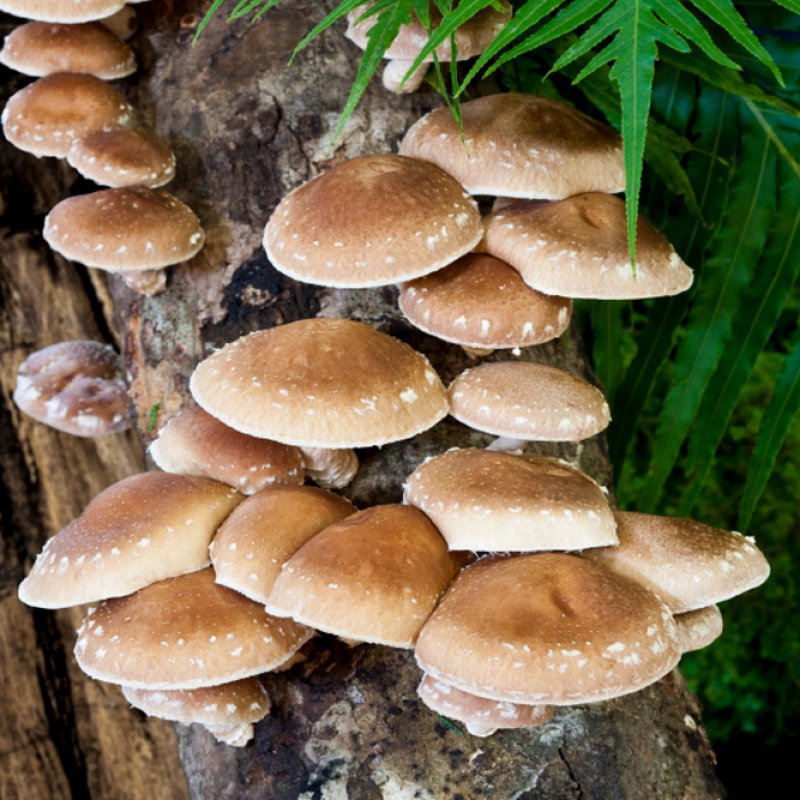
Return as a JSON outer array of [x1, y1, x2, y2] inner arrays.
[[674, 606, 723, 654], [583, 511, 770, 614], [18, 472, 243, 609], [299, 446, 359, 490], [0, 22, 135, 79], [13, 339, 130, 437], [211, 485, 355, 603], [190, 318, 449, 448], [67, 128, 175, 188], [415, 553, 681, 705], [0, 0, 124, 23], [149, 406, 305, 495], [400, 94, 624, 199], [74, 568, 314, 689], [267, 505, 465, 648], [404, 449, 617, 552], [398, 253, 571, 350], [263, 154, 482, 288], [484, 194, 694, 299], [448, 361, 610, 442], [43, 187, 205, 272]]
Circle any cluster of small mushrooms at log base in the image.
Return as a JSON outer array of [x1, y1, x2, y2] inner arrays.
[[0, 1, 204, 297]]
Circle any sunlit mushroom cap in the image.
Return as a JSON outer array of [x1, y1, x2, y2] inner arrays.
[[448, 361, 610, 442], [583, 511, 770, 614], [674, 605, 723, 654], [398, 253, 571, 350], [404, 449, 617, 552], [43, 187, 204, 272], [13, 340, 130, 437], [400, 94, 625, 199], [75, 568, 313, 689], [190, 318, 449, 448], [415, 553, 681, 705], [1, 72, 132, 157], [0, 0, 124, 23], [263, 154, 482, 287], [18, 472, 243, 609]]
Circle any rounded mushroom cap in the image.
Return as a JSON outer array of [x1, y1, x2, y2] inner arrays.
[[674, 605, 723, 654], [484, 194, 694, 299], [267, 505, 465, 648], [0, 0, 124, 23], [0, 22, 135, 79], [448, 361, 610, 442], [13, 339, 130, 437], [404, 449, 617, 552], [211, 485, 356, 603], [263, 154, 482, 288], [398, 253, 572, 350], [583, 511, 770, 614], [190, 318, 449, 448], [399, 94, 625, 199], [1, 72, 132, 158], [75, 568, 314, 689], [149, 406, 305, 495], [415, 553, 681, 705], [18, 472, 243, 609], [67, 128, 175, 188], [43, 187, 205, 272]]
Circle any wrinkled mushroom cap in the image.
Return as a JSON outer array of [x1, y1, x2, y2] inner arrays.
[[0, 0, 125, 23]]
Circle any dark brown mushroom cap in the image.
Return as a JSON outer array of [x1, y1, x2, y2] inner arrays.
[[263, 154, 482, 287], [74, 568, 314, 689], [13, 340, 131, 437], [674, 605, 723, 653], [398, 253, 571, 349], [415, 553, 681, 705], [0, 0, 124, 23], [399, 94, 625, 199]]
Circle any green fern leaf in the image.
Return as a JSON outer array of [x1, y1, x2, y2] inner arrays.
[[589, 301, 627, 403], [291, 0, 376, 61]]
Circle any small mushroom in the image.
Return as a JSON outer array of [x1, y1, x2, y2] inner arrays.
[[674, 605, 723, 653], [298, 446, 359, 490]]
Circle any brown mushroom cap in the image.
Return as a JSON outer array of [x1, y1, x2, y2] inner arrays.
[[448, 361, 610, 442], [149, 406, 305, 495], [415, 553, 681, 705], [400, 94, 625, 199], [404, 449, 617, 552], [0, 22, 135, 79], [583, 511, 770, 614], [263, 154, 482, 288], [398, 253, 571, 350], [13, 339, 131, 437], [211, 485, 356, 603], [2, 72, 132, 158], [190, 318, 449, 448], [267, 505, 465, 648], [0, 0, 124, 23], [483, 194, 694, 299], [674, 605, 723, 654], [74, 568, 314, 689], [43, 187, 205, 272]]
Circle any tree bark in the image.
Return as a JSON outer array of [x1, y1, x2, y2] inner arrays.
[[1, 1, 722, 798]]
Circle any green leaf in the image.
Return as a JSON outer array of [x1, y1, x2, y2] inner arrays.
[[291, 0, 375, 62], [589, 301, 627, 403], [196, 0, 229, 41], [771, 0, 800, 12]]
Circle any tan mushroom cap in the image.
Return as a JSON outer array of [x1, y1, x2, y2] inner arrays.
[[417, 673, 553, 736], [400, 94, 625, 199], [404, 449, 617, 552], [211, 485, 355, 603], [674, 605, 723, 654], [448, 361, 610, 442], [398, 253, 572, 350], [484, 194, 694, 299], [43, 187, 205, 272], [267, 505, 465, 648], [0, 22, 135, 79], [13, 339, 131, 437], [75, 568, 314, 689], [415, 553, 681, 705], [263, 154, 482, 288], [149, 406, 305, 495], [0, 0, 124, 23], [67, 128, 175, 188], [18, 472, 243, 609], [1, 72, 132, 158], [583, 511, 770, 614], [190, 318, 449, 449]]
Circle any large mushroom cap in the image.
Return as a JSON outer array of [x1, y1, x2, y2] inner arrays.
[[415, 553, 681, 705], [190, 318, 449, 448], [0, 0, 124, 23], [263, 154, 482, 287], [400, 94, 624, 199]]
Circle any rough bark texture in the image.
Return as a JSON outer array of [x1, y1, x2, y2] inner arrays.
[[1, 1, 722, 798]]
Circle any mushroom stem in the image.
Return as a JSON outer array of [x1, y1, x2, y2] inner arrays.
[[122, 269, 167, 295], [383, 59, 428, 93], [299, 446, 359, 490], [204, 723, 255, 747], [485, 436, 527, 452], [461, 345, 494, 359], [464, 722, 498, 737]]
